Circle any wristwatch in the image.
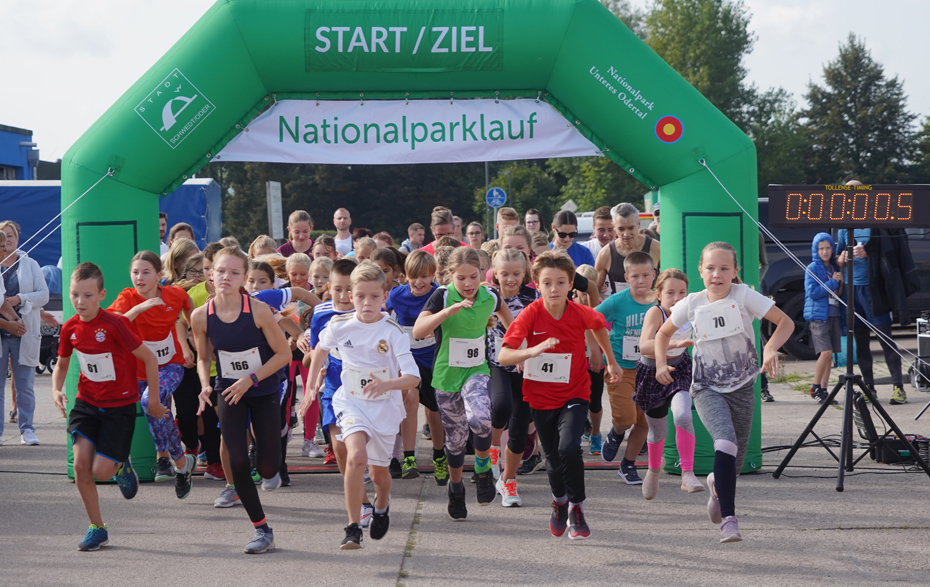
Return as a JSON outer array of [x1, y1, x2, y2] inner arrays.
[[250, 373, 259, 387]]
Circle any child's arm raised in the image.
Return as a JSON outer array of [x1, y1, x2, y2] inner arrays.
[[498, 336, 559, 367], [413, 299, 470, 339], [761, 305, 792, 376], [220, 301, 291, 406], [288, 286, 322, 308]]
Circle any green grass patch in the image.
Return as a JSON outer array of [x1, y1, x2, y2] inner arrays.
[[772, 372, 803, 384]]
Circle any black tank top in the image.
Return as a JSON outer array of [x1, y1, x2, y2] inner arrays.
[[207, 293, 280, 396], [606, 236, 653, 294]]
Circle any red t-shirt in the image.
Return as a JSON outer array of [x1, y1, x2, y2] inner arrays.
[[108, 286, 192, 379], [503, 299, 606, 410], [59, 310, 144, 408]]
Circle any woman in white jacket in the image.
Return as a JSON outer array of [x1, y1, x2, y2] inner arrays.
[[0, 221, 49, 445]]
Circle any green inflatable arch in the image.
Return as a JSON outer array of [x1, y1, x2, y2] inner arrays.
[[62, 0, 760, 479]]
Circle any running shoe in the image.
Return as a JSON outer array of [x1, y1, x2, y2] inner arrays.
[[197, 451, 207, 465], [706, 473, 722, 524], [261, 472, 282, 491], [642, 468, 660, 500], [448, 484, 468, 520], [890, 385, 907, 405], [680, 470, 706, 493], [20, 429, 39, 445], [475, 471, 495, 505], [495, 476, 522, 507], [204, 462, 226, 481], [363, 466, 371, 484], [113, 459, 139, 500], [175, 454, 196, 499], [8, 410, 15, 424], [369, 505, 390, 540], [360, 503, 373, 528], [760, 388, 774, 403], [214, 485, 240, 508], [719, 516, 742, 543], [249, 444, 256, 469], [549, 500, 568, 537], [583, 417, 592, 441], [402, 456, 419, 479], [244, 528, 275, 554], [517, 454, 544, 476], [433, 455, 449, 486], [421, 423, 431, 440], [154, 456, 175, 482], [489, 446, 501, 480], [323, 444, 337, 465], [250, 469, 261, 484], [601, 427, 624, 462], [301, 439, 317, 457], [568, 505, 591, 540], [341, 523, 363, 550], [280, 466, 290, 487], [619, 460, 643, 485], [389, 457, 403, 479], [77, 524, 108, 551], [314, 425, 325, 444], [290, 411, 299, 429], [589, 434, 603, 456]]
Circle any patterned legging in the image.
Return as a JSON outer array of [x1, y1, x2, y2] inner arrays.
[[139, 363, 185, 461], [435, 373, 492, 469]]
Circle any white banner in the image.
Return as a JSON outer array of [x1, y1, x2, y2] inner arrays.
[[213, 99, 601, 165]]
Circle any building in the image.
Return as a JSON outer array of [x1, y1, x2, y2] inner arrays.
[[0, 124, 39, 180]]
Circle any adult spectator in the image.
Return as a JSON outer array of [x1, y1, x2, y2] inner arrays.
[[837, 181, 915, 405], [159, 212, 170, 254], [595, 203, 661, 295], [333, 208, 353, 256], [400, 223, 425, 253], [0, 220, 49, 446], [648, 202, 660, 237], [168, 222, 196, 248], [549, 210, 595, 268], [421, 207, 469, 255], [465, 222, 485, 248], [524, 208, 544, 234], [453, 216, 464, 241], [583, 206, 616, 257]]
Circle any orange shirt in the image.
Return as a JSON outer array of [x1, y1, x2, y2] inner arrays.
[[108, 286, 192, 379]]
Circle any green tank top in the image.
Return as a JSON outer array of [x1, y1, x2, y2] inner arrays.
[[432, 284, 498, 392]]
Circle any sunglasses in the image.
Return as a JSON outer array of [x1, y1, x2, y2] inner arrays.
[[466, 231, 483, 236], [555, 230, 578, 239]]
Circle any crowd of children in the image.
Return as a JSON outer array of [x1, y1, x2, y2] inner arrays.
[[52, 202, 798, 553]]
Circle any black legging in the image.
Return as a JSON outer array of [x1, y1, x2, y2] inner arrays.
[[216, 390, 280, 524], [588, 369, 604, 414], [489, 366, 532, 456], [174, 367, 221, 464], [532, 399, 589, 503], [854, 323, 903, 387]]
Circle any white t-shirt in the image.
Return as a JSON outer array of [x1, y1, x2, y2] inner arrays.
[[668, 283, 774, 394], [334, 235, 353, 257], [319, 312, 418, 432], [160, 242, 170, 255], [583, 238, 604, 257]]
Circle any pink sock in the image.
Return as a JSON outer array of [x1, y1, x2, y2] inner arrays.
[[676, 428, 696, 472], [647, 440, 664, 470]]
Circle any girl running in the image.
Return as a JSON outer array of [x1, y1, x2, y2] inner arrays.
[[636, 268, 704, 500], [194, 246, 290, 554], [413, 247, 513, 519], [108, 251, 196, 499], [655, 241, 792, 543]]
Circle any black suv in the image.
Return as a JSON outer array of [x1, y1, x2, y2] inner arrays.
[[758, 198, 930, 360]]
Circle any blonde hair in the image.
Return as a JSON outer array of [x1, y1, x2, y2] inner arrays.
[[164, 238, 200, 284], [214, 245, 249, 271], [0, 220, 20, 240], [287, 210, 313, 231], [500, 225, 532, 251], [248, 235, 277, 259], [430, 206, 454, 228], [354, 237, 377, 253], [310, 256, 332, 275], [575, 263, 597, 283], [699, 241, 742, 284], [492, 248, 531, 287], [255, 253, 288, 279], [531, 231, 550, 250], [497, 207, 519, 222], [481, 239, 500, 257], [286, 252, 312, 272], [654, 268, 689, 302], [446, 246, 481, 276], [405, 249, 437, 278], [350, 260, 387, 289]]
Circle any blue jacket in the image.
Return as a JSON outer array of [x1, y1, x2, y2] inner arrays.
[[803, 233, 841, 322]]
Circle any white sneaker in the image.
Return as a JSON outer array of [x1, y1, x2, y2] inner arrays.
[[495, 476, 522, 507], [261, 472, 282, 491], [706, 473, 722, 524], [360, 503, 374, 528], [720, 516, 742, 543], [680, 470, 705, 493], [313, 426, 325, 444], [302, 439, 324, 458], [21, 430, 40, 445]]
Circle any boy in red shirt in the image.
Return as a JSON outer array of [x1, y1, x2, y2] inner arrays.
[[499, 251, 620, 540], [52, 262, 166, 551]]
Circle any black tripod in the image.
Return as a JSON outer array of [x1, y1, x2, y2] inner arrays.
[[772, 240, 930, 490]]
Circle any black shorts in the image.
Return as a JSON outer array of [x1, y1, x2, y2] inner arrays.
[[417, 364, 439, 412], [67, 398, 137, 464]]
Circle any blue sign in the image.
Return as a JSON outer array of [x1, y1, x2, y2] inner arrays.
[[486, 187, 506, 208]]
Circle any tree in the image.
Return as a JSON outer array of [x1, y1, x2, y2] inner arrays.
[[743, 88, 810, 195], [472, 160, 564, 229], [908, 117, 930, 183], [802, 34, 917, 184], [645, 0, 755, 128], [599, 0, 646, 39], [546, 156, 646, 213]]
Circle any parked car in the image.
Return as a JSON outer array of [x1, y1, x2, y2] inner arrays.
[[758, 198, 930, 360]]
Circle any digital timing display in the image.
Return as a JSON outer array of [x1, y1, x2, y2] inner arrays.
[[767, 184, 930, 228]]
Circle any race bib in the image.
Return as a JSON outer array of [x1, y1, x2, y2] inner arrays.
[[75, 350, 116, 383], [342, 365, 391, 400], [525, 353, 571, 383], [828, 295, 839, 307], [143, 334, 176, 366], [693, 300, 745, 341], [403, 325, 435, 350], [449, 336, 484, 368], [667, 322, 693, 357], [218, 347, 262, 378], [622, 335, 642, 362]]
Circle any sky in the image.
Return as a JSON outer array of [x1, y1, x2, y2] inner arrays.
[[2, 0, 928, 161]]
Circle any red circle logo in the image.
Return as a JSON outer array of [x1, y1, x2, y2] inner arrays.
[[655, 115, 683, 143]]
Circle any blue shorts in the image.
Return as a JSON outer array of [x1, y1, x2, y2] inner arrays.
[[321, 385, 337, 430]]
